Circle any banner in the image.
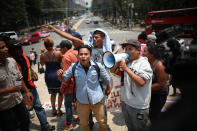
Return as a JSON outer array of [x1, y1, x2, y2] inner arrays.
[[106, 74, 122, 112], [105, 74, 176, 113]]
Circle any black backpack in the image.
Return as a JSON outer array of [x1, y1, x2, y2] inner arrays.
[[72, 61, 103, 102]]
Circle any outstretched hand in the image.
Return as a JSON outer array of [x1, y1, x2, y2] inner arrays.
[[42, 24, 56, 32]]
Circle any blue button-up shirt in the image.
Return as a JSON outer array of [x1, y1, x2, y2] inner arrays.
[[63, 60, 110, 104]]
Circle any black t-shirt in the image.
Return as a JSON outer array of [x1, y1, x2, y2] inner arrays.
[[83, 65, 89, 74]]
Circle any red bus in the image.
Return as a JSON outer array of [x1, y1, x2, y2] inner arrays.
[[145, 7, 197, 37]]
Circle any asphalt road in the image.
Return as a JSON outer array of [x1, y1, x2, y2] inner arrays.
[[22, 13, 141, 63]]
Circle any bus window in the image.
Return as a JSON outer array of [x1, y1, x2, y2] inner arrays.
[[145, 7, 197, 36]]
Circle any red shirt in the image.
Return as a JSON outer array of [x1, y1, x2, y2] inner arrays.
[[61, 49, 78, 94]]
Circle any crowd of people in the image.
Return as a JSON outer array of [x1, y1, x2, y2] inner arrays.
[[0, 24, 183, 131]]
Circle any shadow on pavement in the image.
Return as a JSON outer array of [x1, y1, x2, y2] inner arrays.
[[110, 112, 126, 126], [30, 109, 82, 131]]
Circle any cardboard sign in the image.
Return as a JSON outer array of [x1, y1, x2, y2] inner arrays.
[[106, 74, 122, 112]]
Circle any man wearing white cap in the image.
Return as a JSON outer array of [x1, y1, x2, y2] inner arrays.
[[147, 32, 157, 43]]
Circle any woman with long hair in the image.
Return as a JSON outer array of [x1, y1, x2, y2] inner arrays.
[[143, 43, 169, 124]]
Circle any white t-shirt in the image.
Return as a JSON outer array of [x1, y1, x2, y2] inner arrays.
[[29, 52, 35, 61], [121, 57, 153, 109]]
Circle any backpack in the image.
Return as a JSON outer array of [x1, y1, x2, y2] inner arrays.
[[72, 61, 103, 102]]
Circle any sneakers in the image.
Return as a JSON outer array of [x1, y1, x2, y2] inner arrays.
[[74, 117, 80, 124], [57, 109, 65, 116], [41, 125, 55, 131], [64, 122, 73, 130], [52, 110, 57, 116]]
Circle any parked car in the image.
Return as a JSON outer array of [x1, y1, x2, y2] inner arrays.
[[54, 24, 66, 32], [34, 28, 45, 36], [0, 31, 18, 40], [39, 31, 50, 38], [60, 25, 66, 32], [20, 33, 40, 45], [93, 21, 99, 24], [85, 19, 91, 24]]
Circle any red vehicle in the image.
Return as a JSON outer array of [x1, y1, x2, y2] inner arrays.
[[20, 32, 41, 45], [145, 7, 197, 37], [39, 31, 50, 38]]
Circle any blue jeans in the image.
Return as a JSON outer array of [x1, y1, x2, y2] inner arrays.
[[64, 94, 73, 125], [121, 101, 151, 131], [30, 88, 49, 128]]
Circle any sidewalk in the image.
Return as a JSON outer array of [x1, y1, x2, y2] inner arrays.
[[28, 16, 129, 131], [30, 64, 128, 131], [28, 16, 180, 130], [30, 64, 181, 131]]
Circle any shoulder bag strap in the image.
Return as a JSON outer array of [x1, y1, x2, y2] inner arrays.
[[72, 61, 79, 102], [93, 62, 104, 91]]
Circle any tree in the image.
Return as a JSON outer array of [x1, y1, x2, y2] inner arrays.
[[0, 0, 27, 31]]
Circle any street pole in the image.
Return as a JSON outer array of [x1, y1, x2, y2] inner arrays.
[[130, 3, 134, 28], [66, 4, 68, 25]]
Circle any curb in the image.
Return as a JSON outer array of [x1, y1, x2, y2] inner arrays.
[[72, 16, 87, 31]]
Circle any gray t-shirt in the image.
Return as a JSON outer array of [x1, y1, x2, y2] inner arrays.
[[0, 58, 23, 111], [121, 57, 153, 109], [91, 47, 109, 90]]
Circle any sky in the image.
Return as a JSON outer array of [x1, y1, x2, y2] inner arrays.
[[75, 0, 92, 7], [84, 0, 92, 7]]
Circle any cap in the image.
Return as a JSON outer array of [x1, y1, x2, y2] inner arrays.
[[147, 32, 157, 41], [72, 32, 82, 40], [31, 48, 36, 52], [59, 40, 72, 49], [121, 39, 141, 49]]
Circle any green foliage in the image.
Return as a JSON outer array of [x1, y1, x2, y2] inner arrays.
[[0, 0, 27, 31], [0, 0, 69, 31]]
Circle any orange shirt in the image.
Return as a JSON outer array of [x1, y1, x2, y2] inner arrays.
[[61, 49, 78, 94]]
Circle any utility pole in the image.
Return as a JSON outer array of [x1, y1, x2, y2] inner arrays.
[[129, 3, 134, 28], [65, 1, 68, 25]]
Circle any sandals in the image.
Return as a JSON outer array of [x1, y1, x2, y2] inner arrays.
[[57, 110, 65, 116], [52, 110, 57, 116]]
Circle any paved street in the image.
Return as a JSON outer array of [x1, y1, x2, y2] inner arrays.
[[25, 14, 181, 130], [30, 63, 180, 131], [22, 14, 143, 59]]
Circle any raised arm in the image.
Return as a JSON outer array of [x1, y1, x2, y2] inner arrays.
[[43, 24, 84, 48]]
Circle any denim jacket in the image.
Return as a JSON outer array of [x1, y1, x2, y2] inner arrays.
[[63, 60, 110, 104]]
